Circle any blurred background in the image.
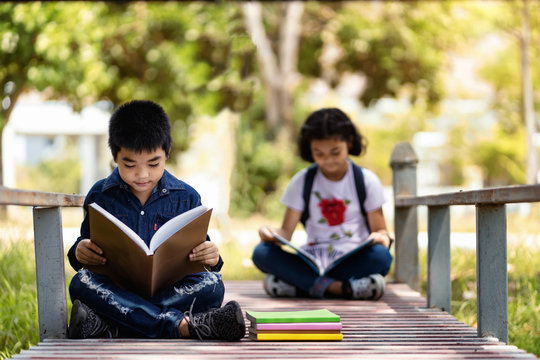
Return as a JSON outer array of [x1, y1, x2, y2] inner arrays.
[[3, 2, 540, 357], [2, 1, 540, 239]]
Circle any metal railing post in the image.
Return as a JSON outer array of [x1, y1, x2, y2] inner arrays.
[[390, 142, 419, 290], [476, 204, 508, 343], [427, 205, 451, 313], [33, 206, 68, 340]]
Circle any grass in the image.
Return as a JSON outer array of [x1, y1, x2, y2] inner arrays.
[[418, 244, 540, 356], [1, 218, 539, 358], [0, 239, 39, 359]]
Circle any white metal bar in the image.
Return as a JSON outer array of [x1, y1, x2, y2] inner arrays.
[[427, 206, 451, 313], [33, 206, 68, 340]]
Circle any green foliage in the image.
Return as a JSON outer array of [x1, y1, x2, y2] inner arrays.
[[1, 2, 257, 157], [229, 108, 304, 219], [479, 1, 540, 116], [470, 123, 526, 186], [332, 2, 460, 107], [360, 116, 425, 185]]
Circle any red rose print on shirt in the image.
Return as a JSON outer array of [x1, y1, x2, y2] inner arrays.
[[318, 198, 347, 226]]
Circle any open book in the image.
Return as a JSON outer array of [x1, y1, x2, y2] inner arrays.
[[272, 233, 373, 276], [85, 203, 212, 298]]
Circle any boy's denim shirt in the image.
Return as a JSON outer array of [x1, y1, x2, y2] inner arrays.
[[68, 167, 223, 273]]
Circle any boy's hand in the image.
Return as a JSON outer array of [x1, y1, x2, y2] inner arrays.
[[189, 241, 219, 267], [75, 239, 106, 266]]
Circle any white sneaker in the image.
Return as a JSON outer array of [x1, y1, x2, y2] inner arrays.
[[349, 274, 385, 300], [263, 275, 296, 297]]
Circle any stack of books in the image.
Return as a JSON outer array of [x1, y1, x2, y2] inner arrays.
[[246, 308, 343, 341]]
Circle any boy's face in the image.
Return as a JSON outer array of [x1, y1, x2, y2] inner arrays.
[[116, 147, 167, 204]]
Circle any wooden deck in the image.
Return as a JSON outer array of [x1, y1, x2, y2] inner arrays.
[[11, 281, 537, 359]]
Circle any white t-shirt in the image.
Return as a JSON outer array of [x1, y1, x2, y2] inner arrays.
[[281, 161, 385, 255]]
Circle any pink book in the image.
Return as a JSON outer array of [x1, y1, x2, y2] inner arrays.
[[252, 322, 343, 331]]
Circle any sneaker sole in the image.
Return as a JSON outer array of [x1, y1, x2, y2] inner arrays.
[[370, 274, 386, 300], [68, 300, 87, 339], [262, 275, 277, 297], [225, 301, 246, 341]]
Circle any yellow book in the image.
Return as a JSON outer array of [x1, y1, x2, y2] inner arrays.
[[249, 332, 343, 341]]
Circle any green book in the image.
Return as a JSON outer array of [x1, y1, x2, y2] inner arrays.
[[246, 309, 340, 324]]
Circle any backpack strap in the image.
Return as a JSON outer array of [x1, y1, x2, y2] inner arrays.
[[300, 164, 318, 227], [300, 162, 371, 233], [352, 163, 371, 233]]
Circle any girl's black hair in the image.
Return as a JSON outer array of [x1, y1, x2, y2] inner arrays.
[[108, 100, 173, 160], [298, 108, 366, 162]]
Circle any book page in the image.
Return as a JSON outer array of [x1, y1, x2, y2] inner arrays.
[[322, 239, 374, 273], [272, 233, 323, 275], [149, 205, 209, 253], [89, 203, 150, 255]]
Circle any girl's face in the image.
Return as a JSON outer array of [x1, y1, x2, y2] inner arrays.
[[310, 137, 350, 181]]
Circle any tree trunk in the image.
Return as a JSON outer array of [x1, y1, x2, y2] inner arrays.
[[521, 0, 538, 184], [242, 2, 304, 137], [242, 2, 282, 130], [278, 1, 304, 137]]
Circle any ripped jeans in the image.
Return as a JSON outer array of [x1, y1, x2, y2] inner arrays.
[[69, 269, 224, 338]]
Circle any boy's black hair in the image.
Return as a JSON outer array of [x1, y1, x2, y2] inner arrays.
[[298, 108, 366, 162], [108, 100, 173, 160]]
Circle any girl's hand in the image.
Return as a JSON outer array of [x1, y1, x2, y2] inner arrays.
[[75, 239, 106, 266], [189, 241, 220, 267], [367, 230, 391, 248], [258, 225, 280, 244]]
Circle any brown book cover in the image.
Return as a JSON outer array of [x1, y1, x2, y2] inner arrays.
[[86, 203, 211, 298]]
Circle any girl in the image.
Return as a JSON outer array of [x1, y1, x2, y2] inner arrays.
[[252, 108, 393, 300]]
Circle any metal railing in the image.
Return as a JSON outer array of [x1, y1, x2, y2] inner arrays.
[[0, 187, 84, 340], [390, 141, 540, 344]]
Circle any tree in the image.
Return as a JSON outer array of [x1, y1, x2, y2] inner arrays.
[[520, 0, 538, 184], [478, 1, 540, 185], [0, 2, 257, 188]]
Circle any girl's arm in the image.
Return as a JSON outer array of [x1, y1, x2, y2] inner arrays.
[[366, 208, 392, 248], [259, 207, 302, 243]]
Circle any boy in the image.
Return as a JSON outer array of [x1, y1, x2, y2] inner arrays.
[[67, 100, 245, 341]]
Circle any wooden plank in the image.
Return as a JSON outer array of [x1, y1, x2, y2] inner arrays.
[[0, 187, 84, 207], [10, 281, 538, 359], [395, 183, 540, 207]]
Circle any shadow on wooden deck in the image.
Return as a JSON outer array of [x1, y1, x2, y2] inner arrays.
[[11, 281, 537, 359]]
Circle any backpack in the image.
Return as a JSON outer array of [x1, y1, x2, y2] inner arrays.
[[300, 162, 371, 233]]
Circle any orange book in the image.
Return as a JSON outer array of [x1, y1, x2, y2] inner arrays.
[[86, 203, 211, 298]]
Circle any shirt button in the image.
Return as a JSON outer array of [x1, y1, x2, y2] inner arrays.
[[140, 211, 145, 215], [162, 189, 167, 193]]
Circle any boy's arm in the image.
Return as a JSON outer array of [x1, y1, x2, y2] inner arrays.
[[68, 200, 92, 271]]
